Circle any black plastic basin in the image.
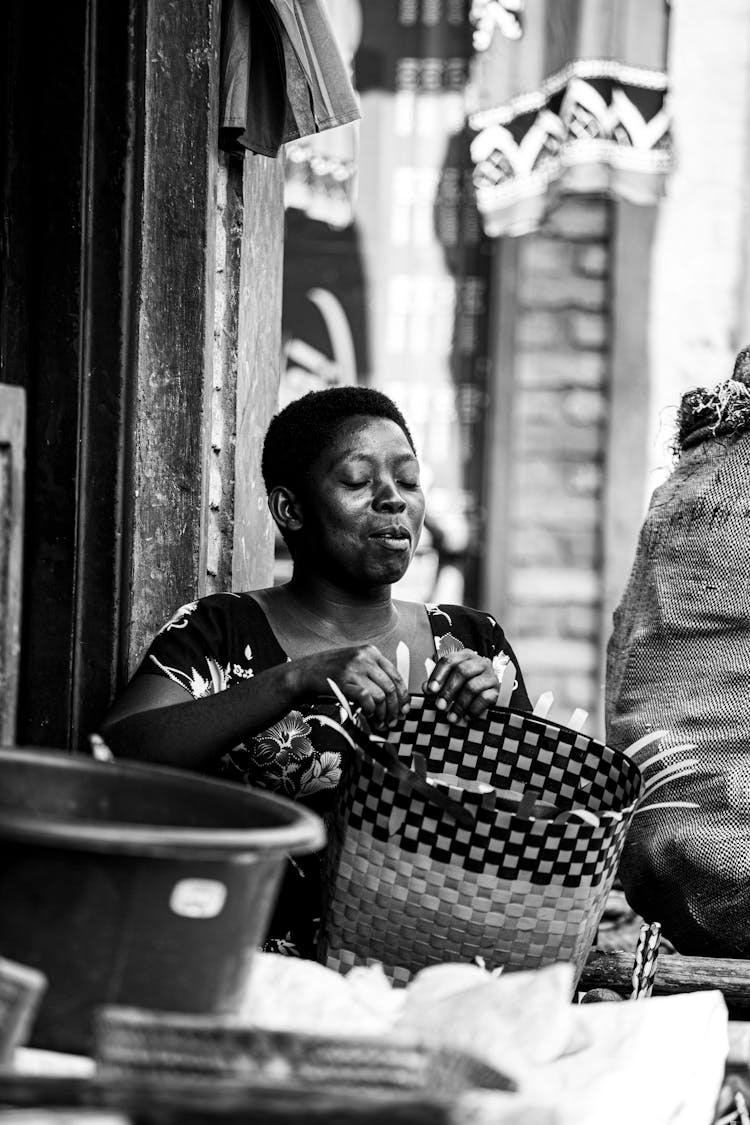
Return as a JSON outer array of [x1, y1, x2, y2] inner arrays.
[[0, 747, 325, 1054]]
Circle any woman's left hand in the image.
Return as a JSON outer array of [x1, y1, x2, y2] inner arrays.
[[422, 649, 499, 723]]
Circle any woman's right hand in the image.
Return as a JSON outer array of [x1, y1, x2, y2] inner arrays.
[[293, 645, 410, 730]]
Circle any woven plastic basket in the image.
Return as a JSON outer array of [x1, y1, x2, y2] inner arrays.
[[318, 698, 642, 988]]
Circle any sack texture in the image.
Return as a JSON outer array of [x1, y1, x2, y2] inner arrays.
[[607, 366, 750, 955]]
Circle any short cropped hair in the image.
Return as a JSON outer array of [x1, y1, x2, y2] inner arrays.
[[262, 385, 416, 495]]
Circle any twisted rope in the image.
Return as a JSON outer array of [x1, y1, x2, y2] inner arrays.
[[630, 921, 662, 1000]]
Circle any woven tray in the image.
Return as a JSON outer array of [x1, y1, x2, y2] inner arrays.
[[0, 956, 47, 1064], [93, 1005, 515, 1096], [0, 1071, 534, 1125]]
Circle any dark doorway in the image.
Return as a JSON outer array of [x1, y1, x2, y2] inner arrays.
[[1, 0, 132, 750]]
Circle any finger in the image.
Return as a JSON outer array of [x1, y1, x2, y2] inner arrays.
[[371, 650, 410, 718], [422, 651, 471, 708], [441, 664, 498, 722], [369, 684, 389, 730], [365, 661, 404, 728], [423, 649, 466, 693], [461, 682, 501, 720], [449, 663, 499, 709], [346, 678, 389, 729], [345, 681, 374, 717], [432, 655, 488, 711]]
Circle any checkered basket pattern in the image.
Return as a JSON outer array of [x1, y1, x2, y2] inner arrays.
[[318, 699, 642, 987]]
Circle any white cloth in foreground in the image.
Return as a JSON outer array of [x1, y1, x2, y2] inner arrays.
[[241, 956, 728, 1125]]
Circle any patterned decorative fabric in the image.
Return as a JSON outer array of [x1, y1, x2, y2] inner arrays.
[[470, 61, 671, 237], [469, 0, 524, 50], [466, 0, 672, 237]]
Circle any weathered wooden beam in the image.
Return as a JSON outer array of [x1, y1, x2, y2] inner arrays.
[[205, 153, 244, 596], [70, 0, 132, 750], [0, 385, 26, 746], [232, 154, 285, 593], [124, 0, 221, 674], [582, 948, 750, 1010]]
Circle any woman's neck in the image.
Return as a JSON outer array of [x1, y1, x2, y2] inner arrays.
[[285, 574, 396, 641]]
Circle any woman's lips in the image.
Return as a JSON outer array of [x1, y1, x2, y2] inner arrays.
[[370, 529, 411, 551]]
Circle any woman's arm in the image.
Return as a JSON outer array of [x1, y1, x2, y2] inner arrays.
[[99, 663, 304, 769], [100, 644, 410, 769]]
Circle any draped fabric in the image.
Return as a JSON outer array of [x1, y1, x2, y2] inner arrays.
[[219, 0, 360, 161], [283, 0, 362, 229], [467, 0, 672, 237]]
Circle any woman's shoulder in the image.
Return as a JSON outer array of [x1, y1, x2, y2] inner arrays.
[[425, 602, 505, 635], [415, 602, 508, 659], [148, 592, 284, 658], [139, 589, 285, 686], [154, 591, 262, 632]]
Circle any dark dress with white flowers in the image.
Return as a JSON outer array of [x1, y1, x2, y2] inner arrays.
[[133, 593, 531, 956]]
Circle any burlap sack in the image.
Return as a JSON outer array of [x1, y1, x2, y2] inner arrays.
[[606, 350, 750, 956]]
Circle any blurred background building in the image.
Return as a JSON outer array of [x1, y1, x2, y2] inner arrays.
[[4, 0, 750, 749], [277, 0, 669, 732], [278, 0, 750, 735]]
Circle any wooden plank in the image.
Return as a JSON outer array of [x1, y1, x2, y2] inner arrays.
[[0, 1073, 463, 1124], [205, 153, 244, 596], [69, 0, 133, 751], [0, 956, 46, 1063], [582, 948, 750, 1010], [124, 0, 221, 674], [0, 386, 26, 746], [232, 154, 285, 593]]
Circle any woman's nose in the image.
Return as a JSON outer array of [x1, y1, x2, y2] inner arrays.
[[374, 480, 406, 511]]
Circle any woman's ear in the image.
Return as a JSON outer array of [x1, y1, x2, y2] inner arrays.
[[268, 486, 304, 533]]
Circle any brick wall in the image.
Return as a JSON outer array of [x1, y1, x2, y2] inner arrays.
[[504, 196, 611, 732]]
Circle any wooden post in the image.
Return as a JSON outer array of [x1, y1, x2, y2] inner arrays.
[[70, 0, 132, 750], [232, 155, 286, 593], [0, 386, 26, 746], [123, 0, 221, 674], [205, 153, 244, 597]]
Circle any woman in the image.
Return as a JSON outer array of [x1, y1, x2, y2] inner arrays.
[[101, 386, 530, 954]]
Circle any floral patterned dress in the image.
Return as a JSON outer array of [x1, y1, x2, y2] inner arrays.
[[134, 593, 531, 955]]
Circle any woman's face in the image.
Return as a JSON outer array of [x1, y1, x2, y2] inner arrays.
[[299, 415, 426, 591]]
